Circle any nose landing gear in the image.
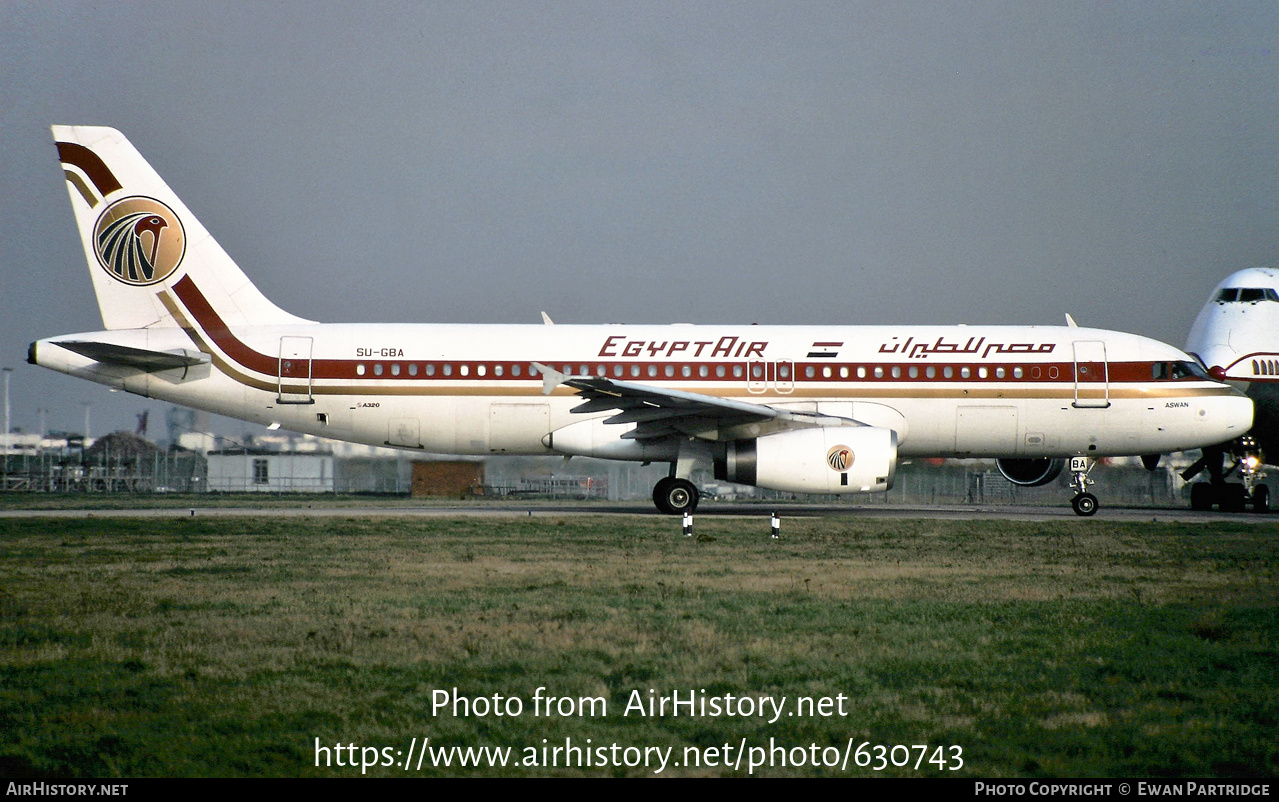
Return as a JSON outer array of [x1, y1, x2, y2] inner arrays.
[[1069, 456, 1099, 517], [1184, 438, 1269, 513]]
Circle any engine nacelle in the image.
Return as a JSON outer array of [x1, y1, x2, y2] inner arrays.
[[996, 458, 1066, 487], [543, 418, 680, 462], [714, 426, 898, 494]]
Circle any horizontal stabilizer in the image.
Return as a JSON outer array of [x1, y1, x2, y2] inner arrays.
[[55, 340, 210, 372]]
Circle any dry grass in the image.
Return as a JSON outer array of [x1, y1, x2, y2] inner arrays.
[[0, 514, 1275, 777]]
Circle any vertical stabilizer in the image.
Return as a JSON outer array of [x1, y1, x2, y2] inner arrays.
[[52, 125, 311, 331]]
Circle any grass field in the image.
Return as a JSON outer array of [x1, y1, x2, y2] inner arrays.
[[0, 512, 1274, 777]]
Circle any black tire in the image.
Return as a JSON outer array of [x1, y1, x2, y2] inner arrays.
[[1190, 482, 1216, 511], [1252, 485, 1270, 514], [1071, 493, 1098, 517], [653, 477, 699, 515], [1221, 483, 1248, 513]]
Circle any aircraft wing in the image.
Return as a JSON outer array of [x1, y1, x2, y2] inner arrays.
[[534, 362, 858, 441], [54, 341, 211, 372]]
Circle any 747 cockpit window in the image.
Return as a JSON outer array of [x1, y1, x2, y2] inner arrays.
[[1216, 287, 1279, 303]]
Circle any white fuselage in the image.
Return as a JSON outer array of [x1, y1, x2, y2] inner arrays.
[[1185, 266, 1279, 456], [34, 315, 1250, 462]]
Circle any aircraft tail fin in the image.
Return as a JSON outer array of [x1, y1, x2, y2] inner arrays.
[[52, 125, 311, 331]]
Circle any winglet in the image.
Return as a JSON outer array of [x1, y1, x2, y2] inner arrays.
[[541, 311, 554, 325], [1065, 313, 1079, 328], [531, 362, 566, 395]]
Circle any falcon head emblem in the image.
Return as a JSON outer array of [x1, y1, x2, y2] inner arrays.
[[93, 197, 185, 285], [827, 445, 854, 472]]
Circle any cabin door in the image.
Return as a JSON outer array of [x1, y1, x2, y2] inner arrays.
[[277, 336, 314, 404], [1072, 340, 1110, 409]]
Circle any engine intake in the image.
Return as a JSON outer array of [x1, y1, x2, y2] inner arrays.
[[996, 458, 1066, 487]]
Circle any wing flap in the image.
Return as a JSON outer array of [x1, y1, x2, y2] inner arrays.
[[533, 362, 862, 442]]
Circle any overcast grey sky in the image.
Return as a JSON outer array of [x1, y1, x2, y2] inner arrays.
[[2, 2, 1277, 439]]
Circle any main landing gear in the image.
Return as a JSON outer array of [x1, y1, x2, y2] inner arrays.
[[653, 476, 700, 515], [1068, 456, 1099, 517], [1184, 438, 1269, 513]]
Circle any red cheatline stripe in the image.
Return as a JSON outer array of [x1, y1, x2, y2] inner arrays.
[[169, 276, 1214, 391], [57, 141, 122, 198], [171, 276, 276, 376]]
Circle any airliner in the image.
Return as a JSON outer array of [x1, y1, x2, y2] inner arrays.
[[29, 126, 1253, 516], [1183, 267, 1279, 512]]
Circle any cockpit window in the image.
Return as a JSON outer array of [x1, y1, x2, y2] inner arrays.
[[1217, 287, 1279, 303], [1155, 361, 1210, 380], [1170, 361, 1209, 380]]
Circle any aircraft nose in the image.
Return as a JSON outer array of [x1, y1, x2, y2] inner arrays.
[[1222, 394, 1255, 435]]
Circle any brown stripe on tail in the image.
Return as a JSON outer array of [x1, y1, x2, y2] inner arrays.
[[57, 141, 122, 200]]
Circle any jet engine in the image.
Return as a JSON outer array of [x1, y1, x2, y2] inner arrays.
[[714, 426, 898, 494], [995, 458, 1066, 487]]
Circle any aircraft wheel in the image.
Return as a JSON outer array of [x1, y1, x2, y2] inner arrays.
[[1190, 482, 1215, 511], [653, 477, 699, 515], [1071, 493, 1098, 517], [1221, 483, 1248, 513], [1252, 485, 1269, 514]]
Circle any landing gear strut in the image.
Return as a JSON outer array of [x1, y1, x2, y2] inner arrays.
[[1069, 456, 1099, 517], [653, 476, 699, 515], [1184, 437, 1269, 513]]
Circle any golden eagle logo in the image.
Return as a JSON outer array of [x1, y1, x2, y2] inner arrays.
[[93, 197, 185, 285], [827, 445, 854, 472]]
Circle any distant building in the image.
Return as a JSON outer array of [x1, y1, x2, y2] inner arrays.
[[411, 460, 485, 498], [206, 449, 334, 493]]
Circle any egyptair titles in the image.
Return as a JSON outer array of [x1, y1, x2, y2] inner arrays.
[[878, 336, 1056, 359]]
